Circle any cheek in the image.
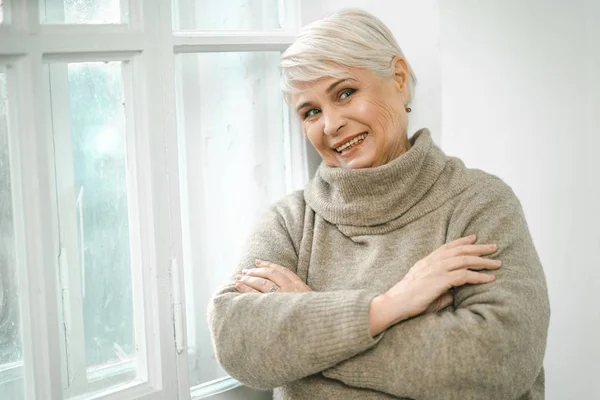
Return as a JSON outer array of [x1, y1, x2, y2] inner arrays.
[[304, 123, 326, 153], [360, 97, 399, 133]]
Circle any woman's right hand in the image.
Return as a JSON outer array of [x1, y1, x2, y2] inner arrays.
[[369, 235, 501, 336]]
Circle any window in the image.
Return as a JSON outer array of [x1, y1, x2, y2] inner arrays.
[[48, 60, 140, 397], [173, 0, 283, 31], [176, 50, 288, 389], [174, 2, 306, 397], [0, 66, 25, 400], [0, 0, 304, 399], [41, 0, 129, 24]]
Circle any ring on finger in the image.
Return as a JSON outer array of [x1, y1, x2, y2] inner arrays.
[[269, 285, 278, 293]]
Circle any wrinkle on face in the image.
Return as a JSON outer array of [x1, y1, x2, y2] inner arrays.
[[362, 91, 406, 167], [294, 64, 411, 169]]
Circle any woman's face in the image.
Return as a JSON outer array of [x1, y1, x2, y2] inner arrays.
[[294, 58, 411, 169]]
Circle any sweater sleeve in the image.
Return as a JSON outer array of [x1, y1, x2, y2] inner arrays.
[[322, 177, 551, 400], [207, 192, 383, 390]]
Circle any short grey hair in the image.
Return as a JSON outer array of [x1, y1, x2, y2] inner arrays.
[[280, 8, 417, 103]]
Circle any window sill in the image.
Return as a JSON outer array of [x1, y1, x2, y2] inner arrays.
[[191, 376, 241, 399]]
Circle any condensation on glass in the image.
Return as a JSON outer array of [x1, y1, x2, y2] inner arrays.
[[173, 0, 283, 31], [0, 70, 25, 399], [48, 61, 138, 396], [42, 0, 129, 24], [175, 52, 287, 388]]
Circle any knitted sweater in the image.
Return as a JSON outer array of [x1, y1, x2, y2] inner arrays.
[[208, 128, 550, 400]]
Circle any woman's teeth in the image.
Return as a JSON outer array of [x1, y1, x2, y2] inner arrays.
[[336, 133, 368, 153]]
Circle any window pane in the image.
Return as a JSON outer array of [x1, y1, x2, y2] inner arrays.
[[68, 61, 135, 371], [0, 0, 5, 24], [0, 71, 24, 399], [49, 61, 138, 396], [42, 0, 128, 24], [174, 0, 282, 31], [176, 52, 287, 388]]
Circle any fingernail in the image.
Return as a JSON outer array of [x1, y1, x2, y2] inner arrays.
[[255, 259, 261, 266], [241, 269, 248, 274], [489, 244, 497, 249], [235, 275, 242, 280]]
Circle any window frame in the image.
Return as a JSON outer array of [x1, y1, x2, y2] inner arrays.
[[171, 2, 305, 399], [0, 0, 305, 399], [1, 0, 11, 25]]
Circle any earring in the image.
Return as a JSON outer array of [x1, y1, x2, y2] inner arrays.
[[405, 105, 412, 113]]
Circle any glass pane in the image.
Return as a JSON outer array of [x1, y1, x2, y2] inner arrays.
[[176, 52, 286, 388], [0, 0, 5, 24], [42, 0, 128, 24], [174, 0, 282, 31], [0, 71, 25, 398], [68, 61, 135, 371], [49, 61, 138, 396]]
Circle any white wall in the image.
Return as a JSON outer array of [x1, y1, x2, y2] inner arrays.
[[439, 1, 600, 399], [301, 1, 600, 399]]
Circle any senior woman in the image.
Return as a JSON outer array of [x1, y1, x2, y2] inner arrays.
[[208, 8, 550, 400]]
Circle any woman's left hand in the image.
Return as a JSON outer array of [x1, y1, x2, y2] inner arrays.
[[234, 259, 313, 294]]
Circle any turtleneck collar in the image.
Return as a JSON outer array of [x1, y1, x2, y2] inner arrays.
[[304, 128, 464, 231]]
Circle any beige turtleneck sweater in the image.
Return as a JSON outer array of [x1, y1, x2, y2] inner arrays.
[[208, 129, 550, 400]]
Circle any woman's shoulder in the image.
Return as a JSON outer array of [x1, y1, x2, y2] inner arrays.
[[454, 165, 523, 212], [271, 189, 306, 217], [259, 190, 309, 252], [442, 163, 531, 243], [441, 150, 520, 205], [260, 190, 308, 234]]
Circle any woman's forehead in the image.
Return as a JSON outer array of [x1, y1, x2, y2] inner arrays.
[[296, 75, 351, 90]]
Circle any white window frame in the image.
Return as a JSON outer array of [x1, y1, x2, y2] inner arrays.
[[0, 0, 306, 399], [171, 2, 306, 399]]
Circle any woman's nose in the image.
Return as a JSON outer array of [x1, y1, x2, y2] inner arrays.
[[323, 109, 347, 136]]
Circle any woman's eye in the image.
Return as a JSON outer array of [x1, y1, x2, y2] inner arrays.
[[304, 109, 320, 119], [339, 88, 356, 100]]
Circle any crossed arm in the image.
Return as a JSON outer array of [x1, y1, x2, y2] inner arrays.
[[207, 197, 383, 389], [321, 182, 550, 399], [208, 184, 550, 399]]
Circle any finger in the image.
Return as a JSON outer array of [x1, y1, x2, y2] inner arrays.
[[434, 235, 477, 255], [243, 267, 293, 288], [235, 282, 261, 293], [449, 270, 495, 288], [255, 259, 303, 283], [444, 255, 502, 271], [236, 274, 278, 293], [440, 244, 498, 260]]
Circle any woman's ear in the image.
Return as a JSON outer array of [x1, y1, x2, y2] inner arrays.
[[391, 56, 410, 98]]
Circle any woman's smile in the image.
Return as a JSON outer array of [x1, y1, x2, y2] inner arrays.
[[212, 8, 550, 400], [335, 132, 369, 159], [294, 65, 411, 169], [334, 132, 368, 152]]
